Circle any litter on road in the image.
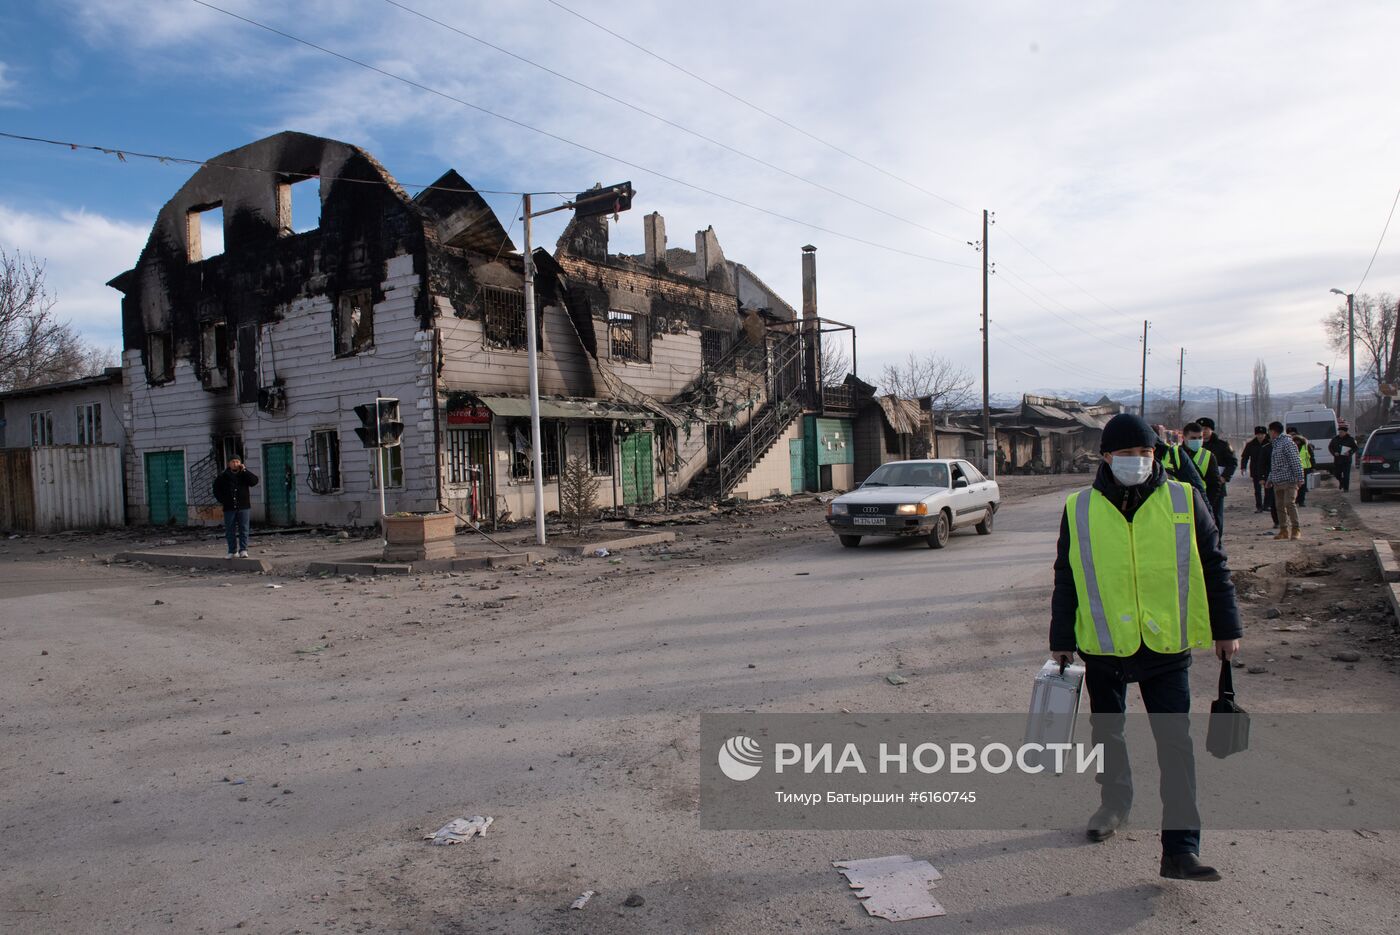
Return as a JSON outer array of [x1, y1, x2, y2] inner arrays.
[[569, 890, 595, 910], [885, 673, 909, 686], [833, 855, 945, 922], [424, 815, 493, 845]]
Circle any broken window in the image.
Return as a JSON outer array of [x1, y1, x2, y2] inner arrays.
[[187, 203, 224, 262], [588, 421, 612, 474], [701, 329, 726, 369], [608, 310, 648, 362], [307, 429, 341, 493], [335, 288, 375, 356], [378, 445, 404, 489], [236, 324, 260, 404], [147, 330, 174, 384], [29, 410, 53, 446], [482, 285, 527, 349], [219, 435, 245, 465], [200, 320, 230, 389], [542, 421, 561, 479], [75, 403, 102, 445], [276, 172, 320, 235], [508, 420, 560, 479]]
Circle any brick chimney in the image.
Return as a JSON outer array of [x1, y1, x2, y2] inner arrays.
[[801, 245, 817, 318], [643, 212, 666, 266]]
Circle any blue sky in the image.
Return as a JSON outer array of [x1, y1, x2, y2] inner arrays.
[[3, 0, 1400, 398]]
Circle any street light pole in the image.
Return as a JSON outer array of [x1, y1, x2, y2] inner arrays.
[[1331, 288, 1355, 426], [980, 209, 993, 478]]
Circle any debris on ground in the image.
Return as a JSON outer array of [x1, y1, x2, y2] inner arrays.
[[592, 548, 609, 557], [294, 644, 327, 654], [569, 891, 595, 910], [622, 893, 645, 908], [424, 815, 493, 845], [833, 855, 945, 922], [885, 673, 909, 686]]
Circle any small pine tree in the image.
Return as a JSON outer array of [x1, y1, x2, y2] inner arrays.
[[558, 455, 600, 535]]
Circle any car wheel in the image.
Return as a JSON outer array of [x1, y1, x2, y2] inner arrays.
[[1360, 485, 1373, 503], [839, 534, 862, 548], [927, 511, 950, 549], [975, 504, 995, 535]]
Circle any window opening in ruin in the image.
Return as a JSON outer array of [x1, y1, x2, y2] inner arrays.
[[335, 289, 375, 356], [277, 173, 320, 235], [609, 310, 648, 362], [187, 204, 224, 261], [147, 331, 174, 384], [588, 421, 612, 474], [482, 286, 527, 349], [307, 429, 341, 493]]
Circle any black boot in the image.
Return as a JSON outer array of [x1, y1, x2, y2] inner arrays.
[[1086, 805, 1126, 842], [1160, 853, 1221, 881]]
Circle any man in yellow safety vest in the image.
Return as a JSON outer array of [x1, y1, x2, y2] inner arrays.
[[1050, 413, 1242, 881]]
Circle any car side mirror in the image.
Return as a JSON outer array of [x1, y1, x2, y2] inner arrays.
[[954, 478, 969, 489]]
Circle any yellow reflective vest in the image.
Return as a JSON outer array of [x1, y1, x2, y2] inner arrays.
[[1065, 480, 1212, 656], [1296, 440, 1313, 470], [1162, 443, 1212, 478]]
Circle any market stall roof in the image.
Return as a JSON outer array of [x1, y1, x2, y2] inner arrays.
[[479, 396, 657, 421]]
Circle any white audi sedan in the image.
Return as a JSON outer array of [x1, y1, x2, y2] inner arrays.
[[824, 458, 1000, 549]]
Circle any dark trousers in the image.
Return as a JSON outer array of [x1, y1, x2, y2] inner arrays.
[[1252, 478, 1266, 511], [1210, 495, 1225, 540], [1335, 459, 1352, 492], [223, 508, 251, 553], [1085, 665, 1201, 856], [1297, 471, 1309, 506]]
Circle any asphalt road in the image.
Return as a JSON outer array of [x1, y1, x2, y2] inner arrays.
[[2, 487, 1397, 934]]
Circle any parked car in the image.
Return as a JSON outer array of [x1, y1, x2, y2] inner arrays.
[[825, 458, 1000, 549], [1359, 423, 1400, 501]]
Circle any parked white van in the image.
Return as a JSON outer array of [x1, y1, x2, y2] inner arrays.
[[1282, 406, 1339, 468]]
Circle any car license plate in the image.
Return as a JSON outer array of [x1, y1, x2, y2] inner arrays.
[[853, 517, 885, 526]]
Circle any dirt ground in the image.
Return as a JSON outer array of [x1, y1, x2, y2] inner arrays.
[[1, 474, 1397, 934]]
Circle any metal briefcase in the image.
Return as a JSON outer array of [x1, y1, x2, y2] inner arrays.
[[1024, 659, 1085, 773]]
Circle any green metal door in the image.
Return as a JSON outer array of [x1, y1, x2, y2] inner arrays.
[[620, 431, 655, 505], [789, 437, 806, 493], [262, 442, 297, 526], [144, 451, 187, 525]]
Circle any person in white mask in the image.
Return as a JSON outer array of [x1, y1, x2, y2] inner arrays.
[[1049, 413, 1242, 881]]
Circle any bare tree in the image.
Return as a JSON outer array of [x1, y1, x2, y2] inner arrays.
[[879, 352, 974, 410], [1323, 293, 1397, 398], [1, 248, 113, 391], [820, 337, 850, 387], [1251, 359, 1271, 427]]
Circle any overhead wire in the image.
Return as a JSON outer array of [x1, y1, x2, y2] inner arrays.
[[996, 265, 1139, 351], [188, 0, 975, 270], [988, 319, 1135, 386], [1354, 180, 1400, 293], [540, 0, 975, 217], [996, 223, 1142, 330], [382, 0, 967, 245]]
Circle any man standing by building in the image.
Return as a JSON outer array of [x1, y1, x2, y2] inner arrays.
[[1267, 421, 1304, 540], [1239, 426, 1271, 513], [213, 456, 259, 558], [1050, 413, 1242, 881], [1329, 422, 1359, 493]]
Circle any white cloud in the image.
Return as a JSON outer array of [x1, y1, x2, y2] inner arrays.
[[44, 0, 1400, 395], [0, 205, 147, 351], [0, 61, 15, 102]]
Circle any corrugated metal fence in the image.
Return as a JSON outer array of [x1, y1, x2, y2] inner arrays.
[[0, 445, 123, 532]]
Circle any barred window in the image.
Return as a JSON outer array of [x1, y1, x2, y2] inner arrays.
[[541, 421, 561, 479], [482, 286, 527, 349], [609, 310, 648, 362], [307, 430, 341, 493], [508, 421, 561, 479], [588, 421, 613, 474], [701, 329, 726, 368]]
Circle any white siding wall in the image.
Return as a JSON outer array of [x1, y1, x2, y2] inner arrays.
[[31, 445, 124, 531], [730, 418, 803, 500], [1, 384, 126, 450], [123, 253, 435, 526]]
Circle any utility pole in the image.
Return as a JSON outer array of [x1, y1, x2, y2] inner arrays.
[[1176, 348, 1185, 426], [521, 183, 635, 546], [980, 209, 994, 478], [1139, 320, 1149, 416], [1330, 289, 1356, 426], [1216, 387, 1222, 428]]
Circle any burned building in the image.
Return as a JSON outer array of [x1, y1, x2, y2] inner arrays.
[[109, 131, 858, 528]]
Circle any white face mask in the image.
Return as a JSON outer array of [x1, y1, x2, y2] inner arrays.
[[1108, 455, 1153, 487]]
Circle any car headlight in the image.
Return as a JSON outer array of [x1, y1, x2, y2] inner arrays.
[[829, 503, 848, 515], [896, 503, 929, 516]]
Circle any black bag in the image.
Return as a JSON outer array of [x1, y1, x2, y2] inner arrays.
[[1206, 659, 1250, 759]]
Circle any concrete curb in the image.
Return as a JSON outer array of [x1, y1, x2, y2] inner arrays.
[[558, 531, 677, 557], [114, 551, 273, 573], [1373, 539, 1400, 583], [307, 552, 540, 576], [1386, 583, 1400, 625]]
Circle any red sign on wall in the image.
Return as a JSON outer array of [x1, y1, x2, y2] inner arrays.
[[446, 406, 491, 426]]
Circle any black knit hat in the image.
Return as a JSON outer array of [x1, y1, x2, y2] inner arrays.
[[1100, 413, 1158, 453], [1196, 416, 1215, 430]]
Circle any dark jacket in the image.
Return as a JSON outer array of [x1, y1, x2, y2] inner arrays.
[[1240, 437, 1271, 481], [1203, 435, 1237, 482], [1050, 461, 1242, 681], [1328, 432, 1359, 464], [213, 468, 259, 511], [1156, 440, 1205, 493]]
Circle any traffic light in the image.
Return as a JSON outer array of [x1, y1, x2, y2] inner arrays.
[[353, 398, 404, 448], [573, 181, 634, 219]]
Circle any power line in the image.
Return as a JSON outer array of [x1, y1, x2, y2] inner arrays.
[[0, 130, 572, 197], [1355, 180, 1400, 293], [989, 319, 1136, 386], [189, 0, 975, 270], [997, 265, 1139, 351], [996, 223, 1142, 330], [541, 0, 975, 217], [383, 0, 967, 245]]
